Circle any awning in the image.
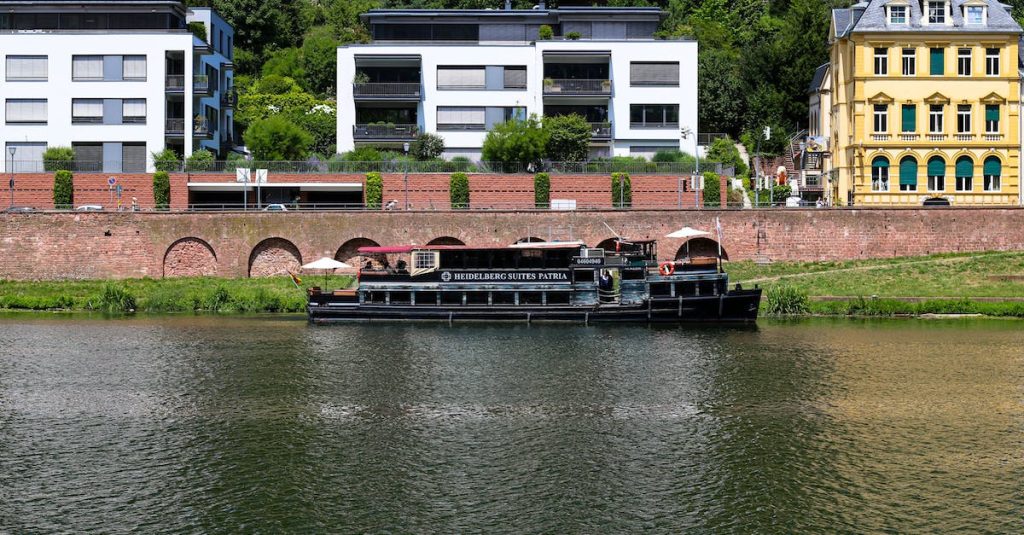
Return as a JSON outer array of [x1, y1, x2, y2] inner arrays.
[[187, 182, 363, 191]]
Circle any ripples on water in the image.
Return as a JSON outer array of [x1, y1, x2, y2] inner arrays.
[[0, 315, 1021, 533]]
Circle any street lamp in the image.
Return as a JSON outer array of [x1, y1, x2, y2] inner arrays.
[[680, 127, 699, 208], [403, 141, 410, 210], [7, 146, 15, 209]]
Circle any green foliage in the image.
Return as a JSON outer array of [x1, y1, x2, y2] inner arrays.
[[92, 284, 137, 314], [53, 170, 73, 209], [450, 172, 470, 209], [244, 116, 313, 160], [611, 172, 631, 208], [702, 172, 721, 207], [261, 47, 305, 81], [764, 285, 809, 315], [214, 0, 303, 60], [534, 173, 550, 208], [252, 74, 303, 95], [449, 156, 475, 172], [538, 24, 553, 40], [411, 133, 446, 161], [235, 89, 334, 153], [232, 48, 262, 77], [300, 26, 340, 95], [151, 149, 181, 172], [42, 146, 74, 171], [749, 184, 793, 206], [342, 147, 383, 162], [185, 149, 215, 171], [543, 114, 591, 162], [187, 21, 207, 43], [481, 115, 547, 168], [365, 172, 383, 209], [706, 136, 748, 176], [566, 31, 581, 40], [153, 171, 170, 210]]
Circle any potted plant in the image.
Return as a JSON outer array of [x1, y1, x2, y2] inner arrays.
[[353, 71, 370, 85], [544, 77, 559, 92], [538, 24, 553, 40], [566, 31, 581, 40], [601, 79, 611, 92]]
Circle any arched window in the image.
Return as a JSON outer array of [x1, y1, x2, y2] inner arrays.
[[983, 156, 1001, 191], [927, 156, 946, 191], [871, 156, 890, 191], [955, 156, 973, 192], [899, 156, 917, 191]]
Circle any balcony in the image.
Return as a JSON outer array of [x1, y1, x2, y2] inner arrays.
[[166, 75, 185, 92], [194, 117, 211, 137], [954, 133, 973, 141], [221, 89, 236, 108], [166, 118, 185, 135], [984, 133, 1003, 141], [899, 133, 919, 141], [589, 122, 612, 140], [543, 79, 611, 96], [353, 82, 421, 100], [353, 123, 419, 140], [871, 133, 890, 141], [927, 133, 946, 141], [194, 75, 210, 95]]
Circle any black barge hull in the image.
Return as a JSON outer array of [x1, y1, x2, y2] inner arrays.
[[307, 290, 761, 324]]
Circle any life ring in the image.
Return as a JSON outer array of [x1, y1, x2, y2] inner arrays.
[[658, 262, 675, 276]]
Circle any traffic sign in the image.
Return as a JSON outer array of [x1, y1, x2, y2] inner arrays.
[[107, 176, 117, 186]]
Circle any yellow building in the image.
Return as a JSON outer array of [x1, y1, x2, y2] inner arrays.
[[827, 0, 1021, 206]]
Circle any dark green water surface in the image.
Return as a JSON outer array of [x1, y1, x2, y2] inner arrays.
[[0, 315, 1021, 533]]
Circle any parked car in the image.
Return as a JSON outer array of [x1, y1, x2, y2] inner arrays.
[[3, 206, 35, 213], [75, 205, 104, 212], [262, 203, 288, 212]]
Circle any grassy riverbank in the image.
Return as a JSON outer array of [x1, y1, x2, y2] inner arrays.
[[727, 251, 1024, 317], [0, 276, 354, 314]]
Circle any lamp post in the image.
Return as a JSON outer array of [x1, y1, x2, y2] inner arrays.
[[403, 141, 410, 210], [7, 146, 15, 210], [680, 127, 700, 208]]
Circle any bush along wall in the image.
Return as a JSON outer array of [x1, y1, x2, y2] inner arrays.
[[365, 172, 383, 209], [702, 172, 721, 208], [450, 172, 469, 209], [53, 170, 73, 209], [534, 172, 550, 208], [611, 172, 632, 208], [153, 171, 170, 210]]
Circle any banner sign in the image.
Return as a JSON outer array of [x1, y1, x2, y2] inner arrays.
[[571, 256, 603, 266], [439, 270, 570, 284]]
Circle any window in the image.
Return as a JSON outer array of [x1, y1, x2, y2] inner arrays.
[[955, 156, 973, 191], [902, 48, 916, 75], [927, 157, 946, 191], [5, 55, 47, 81], [927, 1, 946, 24], [874, 48, 888, 75], [122, 143, 146, 173], [437, 106, 485, 130], [957, 48, 971, 76], [929, 104, 944, 132], [629, 104, 679, 128], [873, 104, 888, 133], [503, 66, 526, 89], [901, 104, 916, 132], [72, 55, 103, 80], [71, 99, 103, 124], [71, 143, 102, 172], [965, 5, 984, 25], [412, 251, 438, 270], [985, 104, 999, 133], [122, 55, 146, 80], [889, 5, 907, 24], [957, 104, 971, 133], [122, 99, 146, 124], [5, 142, 46, 173], [871, 156, 889, 191], [5, 99, 46, 124], [437, 67, 485, 89], [899, 156, 917, 191], [983, 157, 1001, 191], [985, 48, 999, 76], [930, 48, 944, 75], [503, 107, 526, 122], [630, 62, 679, 86]]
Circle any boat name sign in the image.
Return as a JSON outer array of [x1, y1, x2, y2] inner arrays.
[[439, 270, 570, 283]]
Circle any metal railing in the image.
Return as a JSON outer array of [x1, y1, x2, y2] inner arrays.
[[589, 122, 612, 138], [353, 82, 422, 97], [353, 124, 420, 139], [220, 89, 236, 107], [193, 74, 210, 93], [165, 75, 185, 91], [543, 79, 611, 95], [697, 133, 730, 146], [194, 118, 210, 136], [166, 118, 185, 134]]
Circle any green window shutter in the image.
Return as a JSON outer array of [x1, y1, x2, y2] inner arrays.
[[899, 158, 917, 186], [872, 156, 889, 168], [930, 48, 944, 75], [955, 157, 973, 178], [901, 105, 916, 131], [983, 157, 1001, 176], [927, 158, 945, 176], [985, 105, 999, 122]]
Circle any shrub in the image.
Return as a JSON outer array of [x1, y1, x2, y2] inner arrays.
[[481, 115, 547, 170], [42, 146, 74, 172], [566, 31, 581, 40], [450, 172, 470, 209], [343, 146, 383, 162], [538, 24, 553, 40], [702, 171, 721, 207], [764, 285, 809, 315], [365, 172, 383, 209], [611, 172, 631, 208], [53, 170, 73, 209], [185, 149, 215, 172], [652, 149, 685, 163], [534, 172, 550, 208], [411, 133, 445, 160], [187, 21, 207, 43], [244, 116, 313, 160], [93, 284, 137, 314], [543, 114, 591, 162], [153, 171, 170, 210], [706, 136, 749, 177], [152, 149, 181, 172], [449, 156, 475, 172]]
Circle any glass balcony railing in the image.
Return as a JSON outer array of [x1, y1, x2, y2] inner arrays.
[[353, 82, 422, 98], [543, 79, 611, 95], [353, 123, 419, 139]]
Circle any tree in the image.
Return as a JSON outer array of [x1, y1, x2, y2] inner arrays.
[[244, 116, 313, 161], [42, 146, 74, 172], [411, 133, 445, 160], [481, 115, 547, 169], [450, 172, 470, 209], [152, 171, 170, 210], [705, 137, 748, 177], [534, 173, 550, 208], [702, 172, 721, 208], [151, 149, 181, 172], [185, 149, 215, 171], [261, 47, 305, 82], [364, 172, 383, 209], [543, 114, 591, 162], [300, 26, 340, 96], [212, 0, 303, 59], [53, 170, 73, 209]]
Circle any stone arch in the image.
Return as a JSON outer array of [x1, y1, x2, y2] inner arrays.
[[163, 237, 217, 278], [248, 237, 302, 277], [675, 238, 728, 261], [515, 237, 546, 244], [595, 237, 620, 251], [426, 236, 465, 246], [336, 237, 383, 270]]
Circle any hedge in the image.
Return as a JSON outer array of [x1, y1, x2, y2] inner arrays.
[[153, 171, 170, 210], [450, 172, 469, 209], [365, 172, 382, 209], [53, 170, 73, 209], [611, 172, 631, 208], [534, 172, 550, 208]]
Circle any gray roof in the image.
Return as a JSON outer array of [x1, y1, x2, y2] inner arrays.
[[808, 63, 829, 94], [835, 0, 1021, 35]]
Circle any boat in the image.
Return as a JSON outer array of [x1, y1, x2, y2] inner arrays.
[[307, 238, 761, 324]]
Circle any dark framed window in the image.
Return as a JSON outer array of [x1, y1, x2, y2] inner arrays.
[[629, 104, 678, 128]]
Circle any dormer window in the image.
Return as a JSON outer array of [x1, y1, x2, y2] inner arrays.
[[965, 5, 986, 25], [889, 5, 908, 24], [926, 1, 948, 25]]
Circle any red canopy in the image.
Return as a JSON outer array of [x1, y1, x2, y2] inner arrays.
[[357, 245, 416, 254]]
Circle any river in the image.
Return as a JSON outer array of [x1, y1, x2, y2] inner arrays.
[[0, 315, 1020, 533]]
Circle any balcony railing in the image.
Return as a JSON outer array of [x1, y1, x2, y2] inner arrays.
[[353, 82, 422, 98], [871, 133, 890, 141], [927, 133, 946, 141], [543, 79, 611, 95], [954, 133, 973, 141], [221, 89, 236, 107], [166, 118, 185, 134], [194, 118, 210, 136], [194, 74, 210, 93], [589, 122, 612, 139], [899, 133, 919, 141], [166, 75, 185, 91], [353, 123, 419, 139], [984, 133, 1003, 141]]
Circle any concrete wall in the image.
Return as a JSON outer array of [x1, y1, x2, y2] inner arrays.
[[2, 208, 1023, 280]]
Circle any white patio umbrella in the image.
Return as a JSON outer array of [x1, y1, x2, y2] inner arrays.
[[301, 257, 353, 287], [665, 227, 710, 239]]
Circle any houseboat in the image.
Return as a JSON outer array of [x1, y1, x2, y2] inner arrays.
[[307, 239, 761, 324]]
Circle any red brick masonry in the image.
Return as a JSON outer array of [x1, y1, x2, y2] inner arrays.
[[1, 209, 1022, 280]]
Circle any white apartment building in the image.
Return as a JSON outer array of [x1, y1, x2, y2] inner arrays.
[[337, 3, 698, 161], [0, 0, 235, 173]]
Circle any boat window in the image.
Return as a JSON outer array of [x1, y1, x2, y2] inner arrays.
[[412, 251, 440, 276], [573, 269, 595, 283]]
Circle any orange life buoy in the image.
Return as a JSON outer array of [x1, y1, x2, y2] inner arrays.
[[658, 262, 675, 276]]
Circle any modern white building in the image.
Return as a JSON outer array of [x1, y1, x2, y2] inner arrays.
[[0, 0, 235, 173], [337, 3, 698, 161]]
